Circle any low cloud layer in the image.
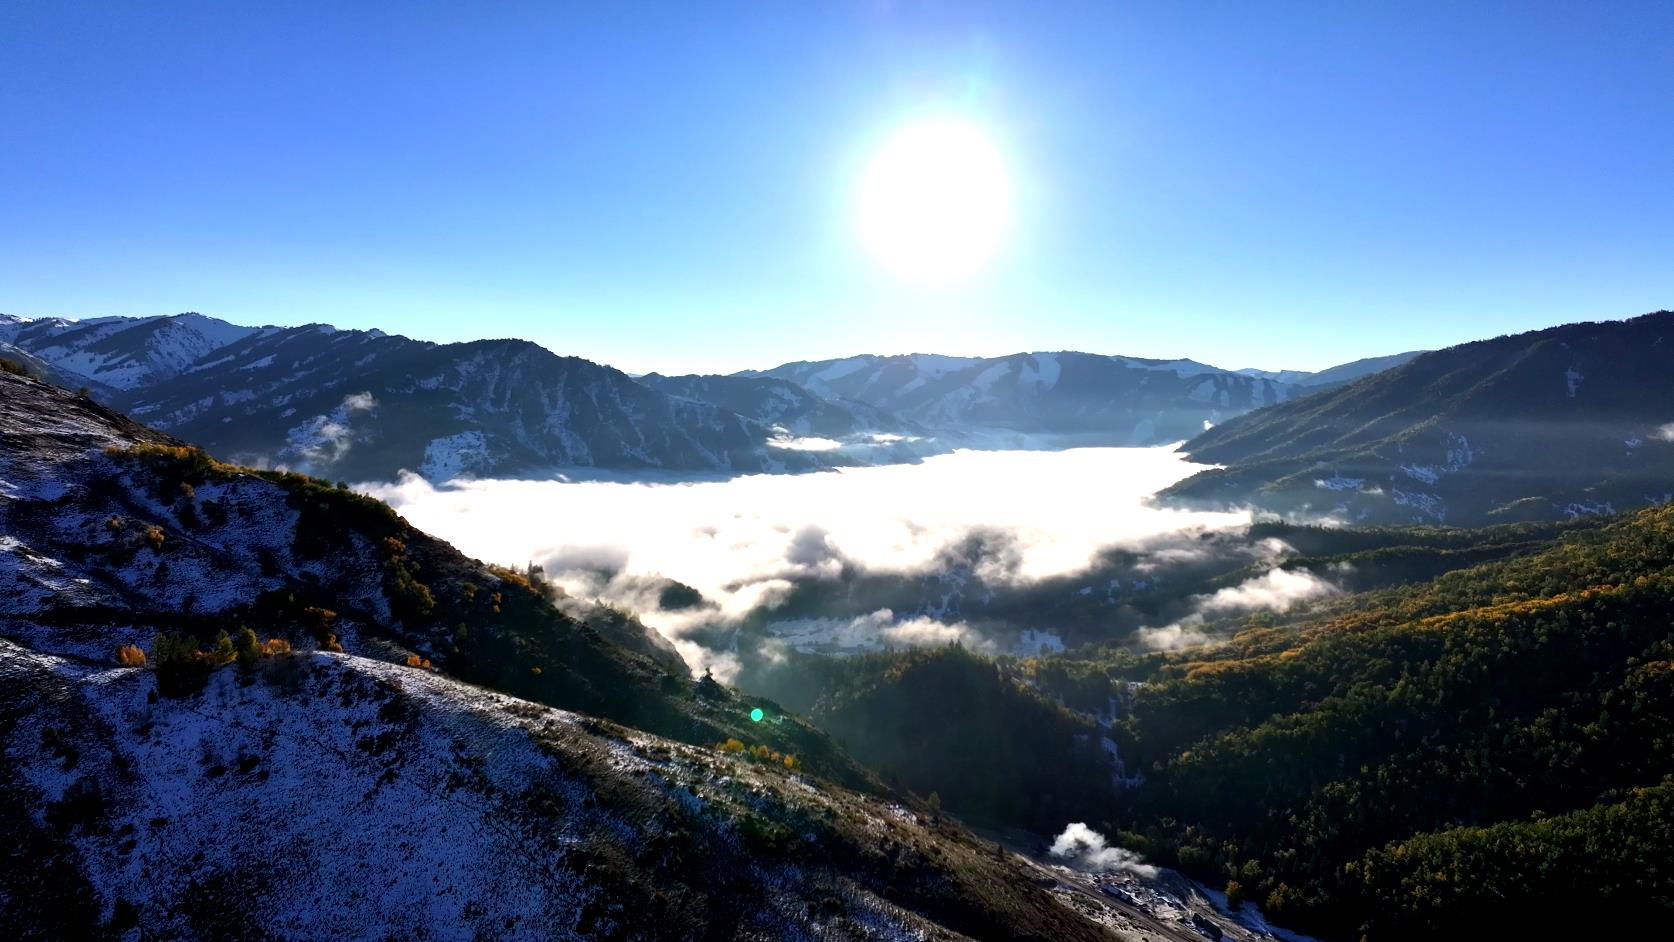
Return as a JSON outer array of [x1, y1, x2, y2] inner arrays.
[[361, 446, 1249, 672], [1137, 564, 1344, 651], [1049, 822, 1159, 877]]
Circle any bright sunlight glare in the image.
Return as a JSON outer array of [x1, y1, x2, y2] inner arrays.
[[854, 117, 1013, 283]]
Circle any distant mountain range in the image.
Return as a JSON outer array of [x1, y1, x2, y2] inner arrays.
[[2, 310, 1420, 481], [0, 313, 826, 480], [1163, 311, 1674, 525], [739, 349, 1419, 448]]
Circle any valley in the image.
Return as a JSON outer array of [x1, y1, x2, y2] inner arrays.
[[7, 309, 1674, 938]]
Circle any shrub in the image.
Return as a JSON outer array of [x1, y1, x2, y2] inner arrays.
[[234, 628, 261, 671], [116, 645, 147, 667], [144, 525, 166, 552], [0, 357, 38, 379], [152, 631, 216, 696], [263, 638, 292, 656], [716, 738, 746, 753]]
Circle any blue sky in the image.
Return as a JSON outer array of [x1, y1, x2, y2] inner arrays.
[[3, 1, 1671, 374]]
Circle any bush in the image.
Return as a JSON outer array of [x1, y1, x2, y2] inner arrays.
[[234, 628, 261, 671], [116, 645, 147, 667], [0, 357, 37, 379], [152, 632, 217, 696]]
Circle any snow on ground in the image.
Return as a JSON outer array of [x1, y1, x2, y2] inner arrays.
[[420, 430, 491, 479]]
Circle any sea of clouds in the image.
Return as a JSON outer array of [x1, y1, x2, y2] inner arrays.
[[362, 446, 1338, 675]]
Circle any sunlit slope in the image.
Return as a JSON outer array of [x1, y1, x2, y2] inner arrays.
[[1164, 310, 1674, 524]]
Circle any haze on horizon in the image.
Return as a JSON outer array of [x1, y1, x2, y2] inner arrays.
[[3, 1, 1672, 375]]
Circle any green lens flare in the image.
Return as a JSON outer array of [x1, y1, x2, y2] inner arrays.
[[749, 707, 764, 723]]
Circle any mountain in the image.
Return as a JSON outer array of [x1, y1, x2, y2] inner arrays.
[[1233, 350, 1424, 388], [1163, 311, 1674, 524], [637, 372, 918, 440], [636, 372, 935, 463], [746, 351, 1297, 446], [2, 365, 1204, 942], [1, 313, 829, 480], [0, 311, 261, 391]]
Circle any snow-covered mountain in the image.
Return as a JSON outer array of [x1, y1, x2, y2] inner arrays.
[[745, 351, 1296, 446], [1, 313, 827, 481], [0, 311, 262, 392]]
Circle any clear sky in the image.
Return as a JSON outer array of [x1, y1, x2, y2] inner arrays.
[[3, 1, 1671, 374]]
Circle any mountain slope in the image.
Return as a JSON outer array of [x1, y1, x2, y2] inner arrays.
[[0, 311, 261, 391], [2, 637, 1151, 942], [638, 372, 918, 440], [748, 351, 1295, 446], [1163, 311, 1674, 524], [1, 314, 830, 480], [1234, 350, 1423, 388], [0, 368, 857, 784], [1093, 501, 1674, 938]]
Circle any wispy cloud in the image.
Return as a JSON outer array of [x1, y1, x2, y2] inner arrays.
[[1137, 565, 1343, 651], [283, 392, 377, 471]]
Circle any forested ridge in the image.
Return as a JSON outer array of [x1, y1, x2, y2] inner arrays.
[[742, 505, 1674, 937]]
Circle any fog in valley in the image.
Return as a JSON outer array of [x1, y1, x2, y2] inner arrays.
[[364, 446, 1344, 677]]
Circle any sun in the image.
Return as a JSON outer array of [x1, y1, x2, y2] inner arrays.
[[855, 117, 1013, 283]]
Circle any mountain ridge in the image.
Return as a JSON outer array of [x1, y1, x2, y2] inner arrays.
[[1162, 310, 1674, 524]]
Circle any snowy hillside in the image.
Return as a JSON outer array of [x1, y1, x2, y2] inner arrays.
[[0, 311, 262, 391]]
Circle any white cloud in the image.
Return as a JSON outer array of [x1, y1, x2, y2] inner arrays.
[[1196, 566, 1340, 615], [1049, 822, 1158, 877], [360, 446, 1248, 673], [1135, 616, 1211, 651], [1654, 422, 1674, 442], [1137, 566, 1343, 651], [282, 392, 377, 471]]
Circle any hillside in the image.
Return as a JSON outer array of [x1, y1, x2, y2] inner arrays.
[[0, 367, 859, 784], [1164, 311, 1674, 524], [733, 501, 1674, 938], [6, 630, 1182, 942], [1233, 350, 1423, 389], [0, 313, 828, 480], [1038, 502, 1674, 938]]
